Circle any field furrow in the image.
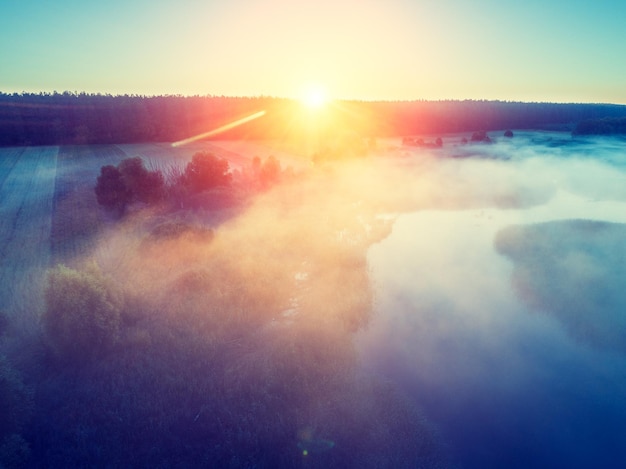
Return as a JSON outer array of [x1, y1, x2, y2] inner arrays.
[[0, 146, 58, 318]]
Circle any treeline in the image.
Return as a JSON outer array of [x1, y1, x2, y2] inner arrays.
[[2, 91, 626, 146], [573, 117, 626, 135], [0, 92, 287, 146]]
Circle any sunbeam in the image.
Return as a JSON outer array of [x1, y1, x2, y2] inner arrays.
[[172, 110, 267, 147]]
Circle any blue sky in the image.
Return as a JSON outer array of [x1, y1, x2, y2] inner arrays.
[[1, 0, 625, 103]]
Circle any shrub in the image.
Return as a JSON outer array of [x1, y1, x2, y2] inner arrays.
[[43, 265, 122, 362]]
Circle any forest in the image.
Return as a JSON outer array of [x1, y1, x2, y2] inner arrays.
[[2, 92, 626, 146]]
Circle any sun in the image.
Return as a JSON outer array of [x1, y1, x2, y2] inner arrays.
[[300, 84, 329, 110]]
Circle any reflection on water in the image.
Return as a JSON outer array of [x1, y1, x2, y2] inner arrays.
[[357, 180, 626, 466]]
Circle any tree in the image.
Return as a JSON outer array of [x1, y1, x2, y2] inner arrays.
[[259, 155, 281, 188], [182, 152, 231, 193], [43, 265, 122, 362], [95, 158, 164, 214], [95, 165, 131, 214], [117, 157, 164, 203]]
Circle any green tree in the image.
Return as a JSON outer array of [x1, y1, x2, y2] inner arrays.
[[117, 157, 164, 203], [95, 165, 131, 215], [43, 265, 122, 362], [183, 152, 231, 193]]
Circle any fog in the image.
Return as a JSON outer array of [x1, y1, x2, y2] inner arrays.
[[357, 132, 626, 468], [94, 131, 626, 468], [4, 131, 626, 466]]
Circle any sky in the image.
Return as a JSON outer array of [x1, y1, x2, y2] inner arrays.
[[1, 0, 625, 103]]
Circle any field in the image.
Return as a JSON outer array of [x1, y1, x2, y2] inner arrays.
[[0, 140, 307, 319], [0, 146, 58, 319]]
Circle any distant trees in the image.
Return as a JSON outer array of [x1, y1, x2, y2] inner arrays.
[[470, 130, 492, 143], [246, 155, 289, 189], [401, 137, 443, 148], [94, 152, 235, 215], [43, 265, 122, 362], [4, 92, 626, 147], [573, 117, 626, 135], [258, 155, 281, 187]]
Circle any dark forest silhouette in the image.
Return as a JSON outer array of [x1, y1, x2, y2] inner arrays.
[[2, 92, 626, 146]]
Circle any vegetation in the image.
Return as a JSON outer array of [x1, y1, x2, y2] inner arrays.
[[470, 130, 492, 143], [42, 264, 122, 362], [94, 165, 130, 213], [117, 156, 164, 203], [2, 92, 626, 146], [181, 151, 231, 193], [572, 116, 626, 135], [95, 156, 165, 214]]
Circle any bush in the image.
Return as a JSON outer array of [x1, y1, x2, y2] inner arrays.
[[43, 265, 122, 362]]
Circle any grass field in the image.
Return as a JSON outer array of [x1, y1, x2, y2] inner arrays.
[[0, 146, 58, 320], [0, 140, 302, 320]]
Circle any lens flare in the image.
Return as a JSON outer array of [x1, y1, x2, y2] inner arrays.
[[172, 110, 266, 147]]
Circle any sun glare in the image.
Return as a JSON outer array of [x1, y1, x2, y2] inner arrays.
[[301, 84, 329, 110]]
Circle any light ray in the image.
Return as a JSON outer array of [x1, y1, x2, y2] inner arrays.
[[172, 110, 266, 147]]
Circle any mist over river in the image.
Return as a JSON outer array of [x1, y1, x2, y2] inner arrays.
[[358, 132, 626, 468]]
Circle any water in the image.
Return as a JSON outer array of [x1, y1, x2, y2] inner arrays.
[[357, 133, 626, 468]]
